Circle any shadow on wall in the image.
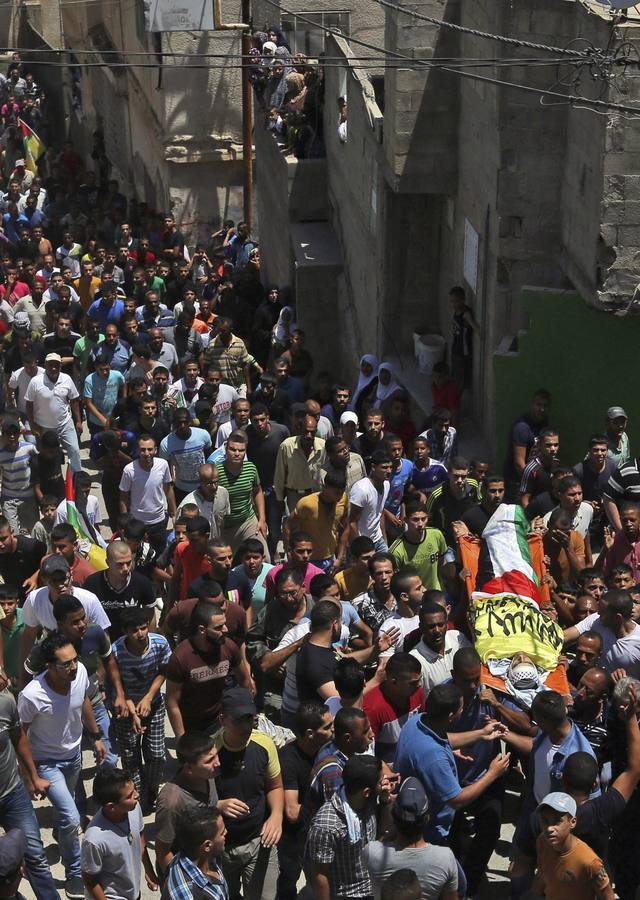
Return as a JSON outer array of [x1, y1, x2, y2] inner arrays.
[[494, 287, 640, 467], [163, 31, 242, 142]]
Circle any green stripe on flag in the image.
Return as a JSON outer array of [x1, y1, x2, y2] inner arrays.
[[514, 505, 539, 586]]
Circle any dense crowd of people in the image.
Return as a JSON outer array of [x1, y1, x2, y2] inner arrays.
[[250, 26, 326, 159], [0, 45, 639, 900]]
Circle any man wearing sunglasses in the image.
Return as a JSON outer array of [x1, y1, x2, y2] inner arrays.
[[18, 632, 108, 899]]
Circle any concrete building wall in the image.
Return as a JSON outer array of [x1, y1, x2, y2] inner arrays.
[[383, 0, 459, 194], [252, 0, 384, 58], [24, 0, 248, 242], [323, 35, 383, 365]]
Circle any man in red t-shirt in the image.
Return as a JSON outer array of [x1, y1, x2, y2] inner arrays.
[[363, 652, 425, 763], [165, 600, 252, 737], [169, 515, 211, 606]]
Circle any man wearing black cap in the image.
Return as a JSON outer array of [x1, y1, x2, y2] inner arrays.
[[363, 776, 459, 899], [605, 405, 631, 468], [20, 555, 111, 675], [213, 686, 283, 900]]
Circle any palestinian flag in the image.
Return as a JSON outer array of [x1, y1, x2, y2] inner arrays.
[[18, 118, 45, 173], [65, 467, 108, 571], [474, 504, 542, 605]]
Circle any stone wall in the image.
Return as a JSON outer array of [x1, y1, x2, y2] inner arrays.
[[323, 35, 384, 368]]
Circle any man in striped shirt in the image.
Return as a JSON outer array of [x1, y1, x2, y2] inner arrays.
[[0, 416, 38, 533], [217, 430, 269, 559], [603, 455, 640, 532]]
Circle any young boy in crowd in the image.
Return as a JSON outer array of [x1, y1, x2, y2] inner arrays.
[[335, 535, 375, 602], [81, 768, 158, 898], [0, 586, 23, 689], [227, 537, 274, 626], [533, 791, 613, 900], [111, 607, 171, 813], [31, 494, 57, 546]]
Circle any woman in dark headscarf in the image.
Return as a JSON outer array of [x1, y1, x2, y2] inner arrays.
[[267, 24, 291, 50], [265, 60, 287, 109]]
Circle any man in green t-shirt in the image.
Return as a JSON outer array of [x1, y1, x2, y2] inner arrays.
[[217, 430, 269, 560], [72, 317, 104, 382], [389, 499, 446, 591]]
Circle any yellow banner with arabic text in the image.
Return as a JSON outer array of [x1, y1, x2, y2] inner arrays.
[[472, 593, 563, 671]]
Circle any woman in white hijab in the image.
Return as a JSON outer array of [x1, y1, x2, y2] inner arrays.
[[351, 354, 379, 417], [376, 362, 402, 404]]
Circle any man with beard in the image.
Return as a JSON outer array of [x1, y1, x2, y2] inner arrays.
[[456, 473, 505, 538], [569, 668, 611, 761], [603, 502, 640, 583], [165, 600, 252, 738], [321, 435, 366, 493], [410, 600, 470, 693]]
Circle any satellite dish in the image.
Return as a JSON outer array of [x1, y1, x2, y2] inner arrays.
[[597, 0, 639, 9]]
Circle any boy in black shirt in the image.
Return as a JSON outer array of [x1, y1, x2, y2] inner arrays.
[[295, 601, 342, 704], [277, 700, 333, 900]]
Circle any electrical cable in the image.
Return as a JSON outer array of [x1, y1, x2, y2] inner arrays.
[[367, 0, 596, 58], [262, 0, 640, 117]]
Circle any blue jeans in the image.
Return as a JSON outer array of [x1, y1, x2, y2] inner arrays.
[[75, 701, 119, 816], [36, 753, 82, 877], [0, 781, 60, 899], [57, 417, 82, 473]]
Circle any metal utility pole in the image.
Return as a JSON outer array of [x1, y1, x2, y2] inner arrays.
[[241, 0, 253, 230], [213, 0, 253, 230]]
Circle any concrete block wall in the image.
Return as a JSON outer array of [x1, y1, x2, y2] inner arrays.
[[324, 35, 385, 365], [383, 0, 460, 192]]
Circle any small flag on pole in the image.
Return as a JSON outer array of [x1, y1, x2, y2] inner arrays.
[[65, 467, 108, 571], [18, 118, 45, 174]]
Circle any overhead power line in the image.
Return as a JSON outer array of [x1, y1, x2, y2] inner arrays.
[[367, 0, 593, 58], [262, 0, 640, 117]]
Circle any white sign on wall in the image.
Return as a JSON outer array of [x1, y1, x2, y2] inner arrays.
[[145, 0, 214, 31], [463, 217, 479, 293]]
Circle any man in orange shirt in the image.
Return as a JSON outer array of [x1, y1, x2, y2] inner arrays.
[[169, 515, 211, 608], [73, 259, 101, 312], [533, 792, 614, 900]]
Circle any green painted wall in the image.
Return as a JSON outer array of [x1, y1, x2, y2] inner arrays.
[[494, 287, 640, 468]]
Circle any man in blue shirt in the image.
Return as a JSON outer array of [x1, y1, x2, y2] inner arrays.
[[448, 647, 519, 897], [394, 682, 510, 844], [91, 323, 131, 375], [505, 687, 599, 883], [160, 409, 213, 504], [384, 435, 413, 542], [87, 284, 125, 329]]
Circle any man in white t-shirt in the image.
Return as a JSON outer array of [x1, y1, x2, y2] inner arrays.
[[563, 589, 640, 677], [20, 554, 111, 674], [6, 352, 43, 442], [377, 569, 426, 669], [24, 353, 83, 471], [18, 632, 108, 899], [341, 450, 392, 555], [410, 599, 470, 692], [119, 433, 176, 555], [542, 474, 594, 563]]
